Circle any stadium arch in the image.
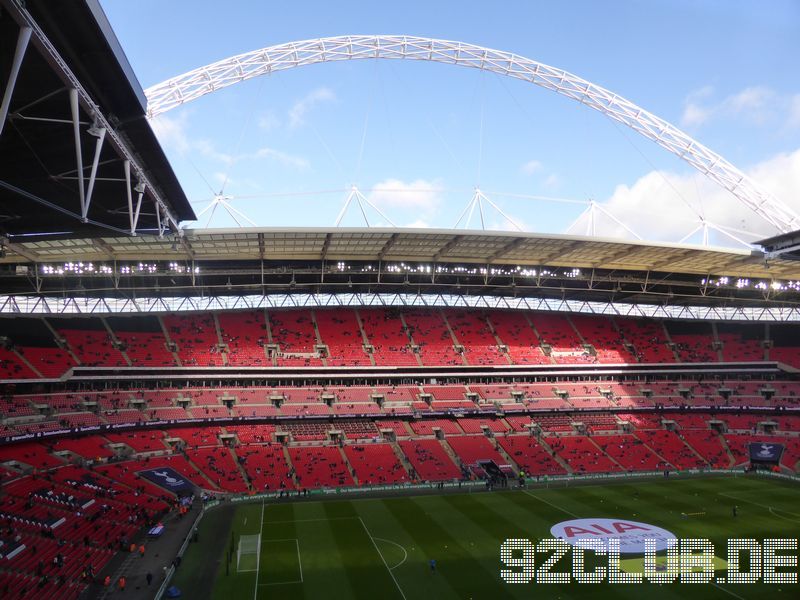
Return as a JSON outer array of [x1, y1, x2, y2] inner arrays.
[[145, 34, 798, 234]]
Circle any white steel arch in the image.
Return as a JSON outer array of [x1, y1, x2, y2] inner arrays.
[[144, 35, 798, 234]]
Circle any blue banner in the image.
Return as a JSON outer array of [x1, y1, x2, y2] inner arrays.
[[139, 467, 195, 494], [748, 442, 784, 462]]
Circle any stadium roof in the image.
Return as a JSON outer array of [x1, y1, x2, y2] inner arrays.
[[0, 227, 794, 279], [0, 0, 194, 237]]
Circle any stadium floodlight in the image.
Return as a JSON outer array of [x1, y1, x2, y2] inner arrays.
[[145, 35, 799, 235]]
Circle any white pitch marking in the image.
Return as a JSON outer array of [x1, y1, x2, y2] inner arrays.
[[263, 516, 360, 525], [719, 492, 800, 518], [711, 581, 747, 600], [359, 517, 407, 600], [523, 490, 580, 518], [256, 539, 303, 585], [373, 537, 409, 571], [295, 538, 304, 583], [253, 500, 265, 600]]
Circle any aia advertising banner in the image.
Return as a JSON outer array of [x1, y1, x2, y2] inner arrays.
[[139, 467, 195, 494], [748, 442, 783, 462]]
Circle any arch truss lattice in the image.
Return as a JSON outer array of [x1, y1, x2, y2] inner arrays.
[[145, 35, 798, 234]]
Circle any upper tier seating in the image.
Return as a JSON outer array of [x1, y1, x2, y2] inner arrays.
[[0, 347, 38, 379], [615, 318, 676, 363], [1, 311, 796, 378], [315, 309, 371, 366], [163, 314, 223, 366], [114, 330, 175, 366], [403, 310, 462, 365], [16, 346, 75, 378], [570, 315, 636, 363], [57, 328, 125, 367], [358, 309, 418, 366], [446, 310, 506, 365], [720, 329, 765, 362], [268, 309, 323, 366], [528, 313, 587, 364], [487, 311, 550, 364], [218, 311, 269, 367]]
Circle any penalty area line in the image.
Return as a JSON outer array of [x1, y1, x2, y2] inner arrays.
[[359, 517, 407, 600]]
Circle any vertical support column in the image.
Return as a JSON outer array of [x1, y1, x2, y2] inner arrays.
[[123, 160, 134, 234], [155, 200, 163, 237], [0, 26, 32, 138], [83, 127, 106, 221], [69, 88, 86, 215], [131, 183, 145, 233]]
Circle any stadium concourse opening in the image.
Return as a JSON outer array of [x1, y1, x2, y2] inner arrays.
[[2, 2, 800, 600]]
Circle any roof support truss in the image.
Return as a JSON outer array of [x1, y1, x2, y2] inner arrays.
[[1, 291, 797, 322], [2, 0, 182, 237]]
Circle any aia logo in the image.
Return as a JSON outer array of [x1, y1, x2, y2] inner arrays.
[[550, 518, 677, 554]]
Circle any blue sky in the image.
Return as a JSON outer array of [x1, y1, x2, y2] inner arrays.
[[101, 0, 800, 246]]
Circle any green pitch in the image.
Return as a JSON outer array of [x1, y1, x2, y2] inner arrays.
[[176, 475, 800, 599]]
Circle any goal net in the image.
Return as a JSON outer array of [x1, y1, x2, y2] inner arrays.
[[237, 534, 261, 573]]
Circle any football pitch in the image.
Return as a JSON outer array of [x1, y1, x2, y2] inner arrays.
[[178, 475, 800, 599]]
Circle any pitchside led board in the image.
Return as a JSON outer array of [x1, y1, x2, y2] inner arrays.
[[139, 467, 195, 495], [748, 442, 784, 467]]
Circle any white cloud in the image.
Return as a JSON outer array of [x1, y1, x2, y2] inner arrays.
[[212, 172, 230, 187], [405, 218, 432, 228], [251, 147, 309, 169], [288, 87, 336, 128], [680, 86, 715, 127], [150, 114, 307, 170], [681, 85, 799, 129], [369, 178, 443, 209], [258, 111, 280, 131], [543, 173, 561, 189], [591, 147, 800, 245], [681, 103, 712, 128], [789, 94, 800, 129], [520, 159, 543, 176], [193, 139, 234, 165], [367, 178, 444, 225], [150, 113, 191, 154]]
